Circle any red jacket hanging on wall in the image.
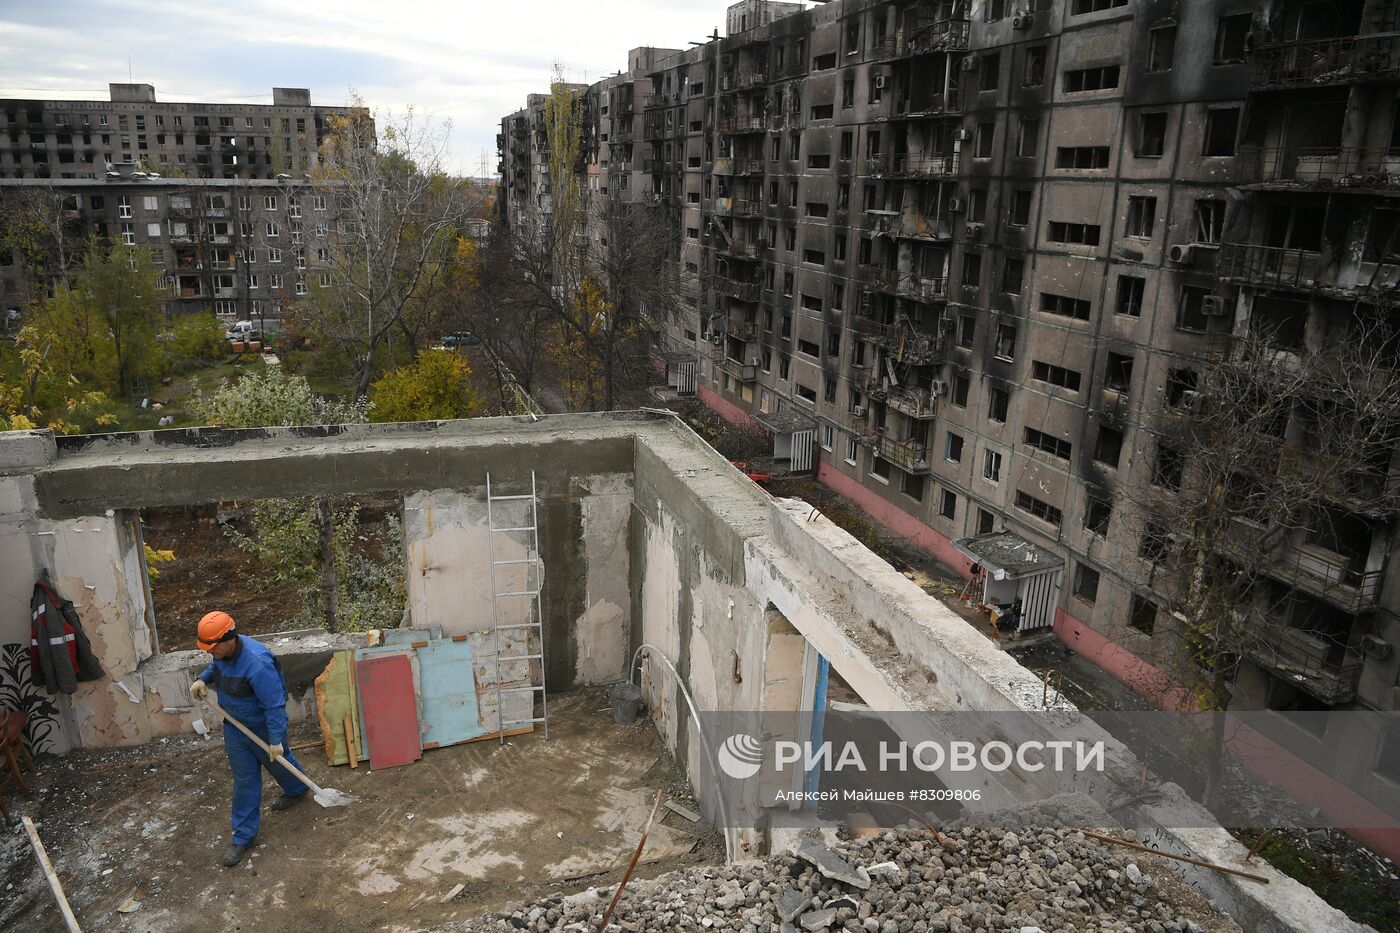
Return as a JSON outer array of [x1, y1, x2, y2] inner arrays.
[[29, 579, 105, 695]]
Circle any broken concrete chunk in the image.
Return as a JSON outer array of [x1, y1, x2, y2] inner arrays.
[[777, 888, 809, 922], [799, 907, 838, 930], [864, 861, 902, 881], [793, 838, 872, 890], [823, 894, 859, 912]]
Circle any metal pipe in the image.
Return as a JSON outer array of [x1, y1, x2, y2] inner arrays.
[[629, 643, 735, 864]]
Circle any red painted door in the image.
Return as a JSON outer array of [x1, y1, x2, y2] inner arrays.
[[357, 653, 422, 770]]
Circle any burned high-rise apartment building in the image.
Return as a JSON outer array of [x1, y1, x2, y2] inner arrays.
[[499, 0, 1400, 731]]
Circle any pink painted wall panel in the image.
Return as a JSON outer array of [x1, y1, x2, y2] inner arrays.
[[697, 384, 755, 427], [815, 459, 974, 578], [356, 653, 423, 770]]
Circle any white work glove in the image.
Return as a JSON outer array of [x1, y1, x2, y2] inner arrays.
[[190, 679, 208, 701], [267, 743, 285, 760]]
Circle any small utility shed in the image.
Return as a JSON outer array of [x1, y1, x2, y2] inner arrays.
[[953, 531, 1064, 632]]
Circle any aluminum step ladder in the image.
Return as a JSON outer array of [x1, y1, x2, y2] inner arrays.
[[486, 471, 548, 742]]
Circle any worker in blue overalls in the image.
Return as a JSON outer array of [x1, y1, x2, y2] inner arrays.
[[190, 611, 308, 867]]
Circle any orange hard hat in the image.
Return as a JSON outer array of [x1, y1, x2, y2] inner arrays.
[[197, 611, 236, 651]]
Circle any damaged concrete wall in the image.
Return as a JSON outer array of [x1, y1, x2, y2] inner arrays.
[[630, 423, 777, 847], [403, 472, 633, 689], [0, 416, 644, 755]]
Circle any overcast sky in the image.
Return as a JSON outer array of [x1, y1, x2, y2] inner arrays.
[[0, 0, 765, 176]]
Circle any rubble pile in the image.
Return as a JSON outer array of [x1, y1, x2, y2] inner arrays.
[[459, 827, 1232, 933]]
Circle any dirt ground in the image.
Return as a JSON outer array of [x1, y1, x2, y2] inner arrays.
[[2, 689, 720, 933]]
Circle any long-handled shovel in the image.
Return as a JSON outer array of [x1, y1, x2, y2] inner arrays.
[[203, 695, 356, 808]]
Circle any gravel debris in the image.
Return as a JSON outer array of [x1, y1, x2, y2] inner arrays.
[[445, 826, 1243, 933]]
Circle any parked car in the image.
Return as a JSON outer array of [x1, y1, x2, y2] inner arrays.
[[226, 320, 263, 341], [441, 331, 481, 348]]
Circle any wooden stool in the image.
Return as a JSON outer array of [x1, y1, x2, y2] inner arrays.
[[0, 720, 28, 825], [3, 713, 30, 772]]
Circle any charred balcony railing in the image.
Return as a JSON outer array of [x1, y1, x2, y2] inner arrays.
[[1236, 144, 1400, 188], [1250, 33, 1400, 90], [1247, 624, 1364, 705], [722, 240, 762, 260], [1218, 243, 1322, 291], [719, 116, 766, 135], [878, 436, 932, 474], [891, 151, 961, 177], [864, 265, 902, 293], [714, 278, 761, 302], [1267, 546, 1384, 614], [873, 16, 970, 58], [888, 90, 963, 119], [886, 386, 937, 419], [897, 274, 949, 303]]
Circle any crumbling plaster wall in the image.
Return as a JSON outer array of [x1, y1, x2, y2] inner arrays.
[[403, 472, 633, 689], [631, 426, 774, 845], [1, 417, 643, 755]]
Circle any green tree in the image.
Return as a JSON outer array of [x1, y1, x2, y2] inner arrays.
[[189, 369, 397, 632], [302, 96, 481, 396], [369, 349, 483, 422], [25, 241, 164, 399], [167, 311, 227, 365]]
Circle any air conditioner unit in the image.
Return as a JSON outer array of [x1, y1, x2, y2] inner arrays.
[[960, 56, 979, 72], [948, 197, 966, 213], [874, 75, 888, 90], [750, 357, 762, 367], [1202, 295, 1229, 316], [965, 222, 984, 239], [1168, 244, 1196, 265], [1012, 14, 1033, 30], [852, 405, 867, 417], [1361, 633, 1394, 661], [953, 128, 972, 142], [930, 378, 948, 396]]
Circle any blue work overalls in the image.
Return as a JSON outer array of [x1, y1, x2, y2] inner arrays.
[[199, 634, 308, 845]]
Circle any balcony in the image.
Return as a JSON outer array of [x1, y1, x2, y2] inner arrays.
[[1236, 144, 1400, 189], [1267, 546, 1384, 614], [897, 274, 948, 303], [1250, 33, 1400, 90], [1247, 624, 1364, 705], [874, 17, 970, 59], [722, 358, 760, 382], [891, 152, 960, 178], [719, 116, 766, 135], [728, 319, 758, 340], [886, 386, 936, 419], [714, 278, 760, 302], [882, 326, 945, 367], [878, 436, 932, 474], [886, 90, 963, 120], [731, 199, 762, 218], [896, 212, 954, 242], [735, 158, 766, 176], [849, 311, 891, 339], [722, 240, 762, 260], [1218, 243, 1322, 292], [864, 265, 901, 293]]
